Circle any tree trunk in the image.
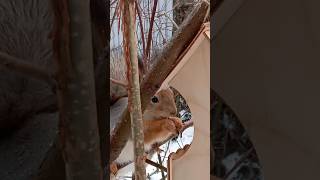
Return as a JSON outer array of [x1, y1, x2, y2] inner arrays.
[[212, 0, 224, 14], [90, 0, 109, 178], [122, 0, 146, 179], [52, 0, 103, 179]]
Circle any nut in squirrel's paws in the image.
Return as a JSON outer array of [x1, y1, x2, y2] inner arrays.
[[110, 162, 118, 175], [167, 117, 183, 134]]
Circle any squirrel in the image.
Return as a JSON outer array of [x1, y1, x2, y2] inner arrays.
[[110, 49, 183, 179], [110, 87, 183, 179]]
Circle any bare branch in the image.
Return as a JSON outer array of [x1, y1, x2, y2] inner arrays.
[[135, 0, 146, 56], [110, 0, 119, 29], [110, 78, 128, 87], [0, 51, 55, 86], [145, 159, 167, 172], [143, 0, 158, 69], [157, 151, 166, 179], [154, 21, 167, 43], [122, 0, 146, 179], [159, 12, 179, 29]]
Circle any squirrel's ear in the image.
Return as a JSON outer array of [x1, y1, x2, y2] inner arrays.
[[160, 83, 170, 90], [170, 87, 178, 96]]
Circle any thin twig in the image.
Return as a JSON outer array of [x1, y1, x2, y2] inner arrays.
[[110, 0, 119, 29], [135, 0, 146, 56], [157, 152, 166, 179], [110, 78, 128, 87], [161, 140, 171, 163], [145, 159, 167, 172], [144, 0, 158, 69], [175, 139, 182, 149], [154, 21, 167, 43], [158, 12, 179, 29], [110, 0, 118, 6]]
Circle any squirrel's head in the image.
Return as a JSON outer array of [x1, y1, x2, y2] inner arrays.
[[143, 86, 177, 120]]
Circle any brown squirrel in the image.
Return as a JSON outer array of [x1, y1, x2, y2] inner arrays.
[[110, 49, 183, 178], [110, 86, 183, 179]]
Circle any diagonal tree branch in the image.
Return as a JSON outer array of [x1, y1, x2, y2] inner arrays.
[[145, 159, 167, 172], [110, 1, 209, 163], [0, 51, 56, 87]]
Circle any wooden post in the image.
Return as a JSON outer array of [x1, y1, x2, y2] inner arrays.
[[122, 0, 146, 179], [52, 0, 103, 179]]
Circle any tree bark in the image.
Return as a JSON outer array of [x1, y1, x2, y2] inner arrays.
[[110, 1, 209, 162], [90, 0, 109, 178], [122, 0, 146, 179], [52, 0, 102, 179], [212, 0, 224, 14]]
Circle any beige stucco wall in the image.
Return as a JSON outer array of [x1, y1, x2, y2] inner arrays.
[[213, 0, 320, 179]]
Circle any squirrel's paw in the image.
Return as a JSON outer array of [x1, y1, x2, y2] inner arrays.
[[142, 153, 148, 162], [162, 118, 177, 134], [151, 143, 163, 154], [110, 162, 118, 175], [167, 117, 183, 134]]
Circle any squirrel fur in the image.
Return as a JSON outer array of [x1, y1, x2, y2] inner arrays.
[[110, 87, 183, 179]]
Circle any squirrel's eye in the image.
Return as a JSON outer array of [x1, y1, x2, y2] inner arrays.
[[151, 96, 159, 103]]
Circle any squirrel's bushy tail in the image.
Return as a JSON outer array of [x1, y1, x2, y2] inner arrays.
[[110, 49, 144, 105]]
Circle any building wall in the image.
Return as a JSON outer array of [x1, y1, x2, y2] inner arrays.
[[213, 0, 320, 179]]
